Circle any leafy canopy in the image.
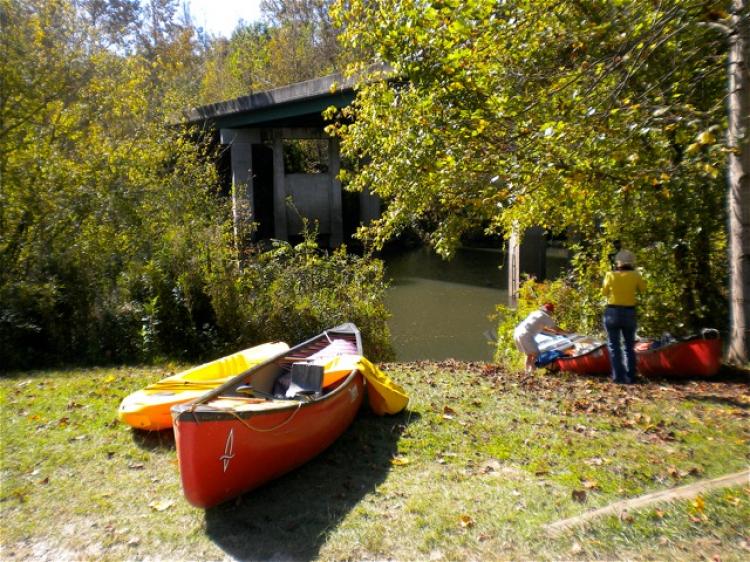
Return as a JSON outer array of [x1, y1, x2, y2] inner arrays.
[[330, 0, 730, 336]]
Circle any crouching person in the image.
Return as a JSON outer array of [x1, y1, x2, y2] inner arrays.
[[513, 303, 565, 375]]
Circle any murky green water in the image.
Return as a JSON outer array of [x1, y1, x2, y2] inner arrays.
[[383, 247, 508, 362]]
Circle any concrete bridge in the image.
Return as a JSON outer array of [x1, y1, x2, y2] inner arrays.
[[185, 73, 380, 249], [185, 73, 551, 304]]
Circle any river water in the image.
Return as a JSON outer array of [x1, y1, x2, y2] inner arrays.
[[383, 247, 508, 362]]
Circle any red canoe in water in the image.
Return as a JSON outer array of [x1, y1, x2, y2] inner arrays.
[[172, 324, 365, 508]]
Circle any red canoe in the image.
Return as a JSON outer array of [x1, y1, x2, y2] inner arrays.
[[635, 332, 722, 377], [172, 324, 364, 508], [553, 343, 611, 375], [550, 331, 722, 378]]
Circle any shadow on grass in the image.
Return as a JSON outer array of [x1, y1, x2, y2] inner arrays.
[[204, 408, 418, 561], [131, 428, 176, 451]]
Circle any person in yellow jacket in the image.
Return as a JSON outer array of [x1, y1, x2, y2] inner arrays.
[[602, 249, 646, 384]]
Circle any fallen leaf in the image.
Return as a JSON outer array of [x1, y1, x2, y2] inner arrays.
[[692, 495, 705, 514], [572, 489, 587, 503], [582, 479, 599, 490], [459, 514, 474, 528], [479, 459, 501, 473], [725, 495, 740, 507], [391, 456, 410, 466], [148, 499, 174, 512], [128, 463, 145, 470]]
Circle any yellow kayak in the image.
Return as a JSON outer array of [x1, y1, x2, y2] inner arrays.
[[118, 342, 289, 430]]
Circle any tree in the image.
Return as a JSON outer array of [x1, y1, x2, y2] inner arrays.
[[261, 0, 341, 79], [0, 0, 225, 365], [0, 0, 395, 368], [195, 1, 343, 104], [331, 0, 749, 360], [725, 0, 750, 364]]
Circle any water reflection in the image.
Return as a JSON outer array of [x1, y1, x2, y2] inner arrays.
[[383, 247, 508, 362]]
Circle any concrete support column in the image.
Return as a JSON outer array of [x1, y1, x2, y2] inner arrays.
[[507, 228, 520, 308], [507, 226, 547, 306], [220, 128, 257, 254], [328, 137, 343, 247], [272, 130, 288, 241]]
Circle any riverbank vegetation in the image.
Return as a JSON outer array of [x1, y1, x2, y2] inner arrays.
[[1, 0, 390, 370], [3, 0, 748, 370], [329, 0, 749, 363], [2, 362, 747, 560]]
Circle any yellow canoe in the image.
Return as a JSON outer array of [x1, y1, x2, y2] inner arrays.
[[118, 342, 289, 430]]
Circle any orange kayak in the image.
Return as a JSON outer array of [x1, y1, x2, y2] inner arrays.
[[118, 341, 289, 430]]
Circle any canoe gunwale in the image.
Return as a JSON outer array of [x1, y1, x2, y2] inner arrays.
[[183, 323, 361, 408], [556, 342, 607, 361], [636, 333, 719, 358], [173, 368, 361, 424]]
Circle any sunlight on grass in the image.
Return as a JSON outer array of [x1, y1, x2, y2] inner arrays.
[[1, 363, 748, 560]]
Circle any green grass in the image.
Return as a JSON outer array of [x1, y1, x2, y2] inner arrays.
[[1, 362, 748, 560]]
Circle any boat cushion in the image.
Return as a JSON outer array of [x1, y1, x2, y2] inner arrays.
[[307, 339, 359, 363]]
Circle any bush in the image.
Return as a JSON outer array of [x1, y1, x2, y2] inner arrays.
[[204, 229, 394, 362]]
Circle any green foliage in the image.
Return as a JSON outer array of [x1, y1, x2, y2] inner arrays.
[[331, 0, 731, 339], [242, 238, 393, 359], [0, 0, 392, 369], [197, 1, 342, 104]]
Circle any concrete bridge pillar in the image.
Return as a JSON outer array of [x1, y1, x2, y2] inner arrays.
[[220, 128, 260, 252], [272, 130, 288, 241], [507, 226, 547, 307]]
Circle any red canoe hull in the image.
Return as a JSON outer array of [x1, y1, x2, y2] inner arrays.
[[172, 323, 366, 508], [636, 337, 722, 377], [553, 344, 611, 375], [173, 371, 364, 508], [553, 338, 722, 378]]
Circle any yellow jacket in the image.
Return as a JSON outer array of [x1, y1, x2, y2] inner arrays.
[[602, 270, 646, 306]]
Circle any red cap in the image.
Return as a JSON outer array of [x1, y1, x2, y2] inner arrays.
[[542, 303, 554, 313]]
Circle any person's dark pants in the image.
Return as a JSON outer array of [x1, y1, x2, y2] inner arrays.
[[604, 306, 637, 383]]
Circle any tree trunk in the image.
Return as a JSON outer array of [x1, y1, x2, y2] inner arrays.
[[727, 0, 750, 365]]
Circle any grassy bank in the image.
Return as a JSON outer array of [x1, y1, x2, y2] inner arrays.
[[1, 362, 748, 561]]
